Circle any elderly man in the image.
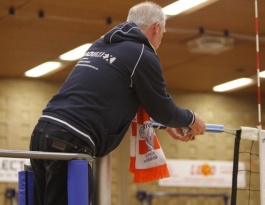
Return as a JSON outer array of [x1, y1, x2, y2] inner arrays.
[[30, 1, 205, 204]]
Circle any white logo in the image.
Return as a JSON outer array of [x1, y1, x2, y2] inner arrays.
[[84, 51, 116, 64], [102, 54, 116, 64], [139, 122, 155, 151]]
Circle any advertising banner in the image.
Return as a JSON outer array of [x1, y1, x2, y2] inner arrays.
[[0, 158, 30, 182], [159, 159, 245, 188]]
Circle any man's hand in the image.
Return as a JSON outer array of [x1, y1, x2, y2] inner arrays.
[[189, 112, 206, 135], [165, 127, 195, 142], [165, 112, 206, 142]]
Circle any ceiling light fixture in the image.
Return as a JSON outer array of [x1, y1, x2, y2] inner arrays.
[[213, 78, 254, 92], [259, 70, 265, 78], [59, 43, 92, 61], [162, 0, 218, 16], [25, 61, 62, 77], [25, 43, 92, 78]]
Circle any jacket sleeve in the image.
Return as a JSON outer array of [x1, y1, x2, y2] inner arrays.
[[131, 48, 194, 128]]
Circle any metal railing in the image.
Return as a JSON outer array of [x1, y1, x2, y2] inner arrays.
[[0, 149, 94, 162], [0, 149, 111, 205]]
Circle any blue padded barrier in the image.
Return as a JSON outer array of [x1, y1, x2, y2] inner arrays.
[[68, 160, 89, 205], [18, 170, 34, 205]]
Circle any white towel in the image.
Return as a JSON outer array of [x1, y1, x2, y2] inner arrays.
[[241, 127, 258, 141]]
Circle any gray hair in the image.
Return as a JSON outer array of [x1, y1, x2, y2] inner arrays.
[[127, 1, 166, 30]]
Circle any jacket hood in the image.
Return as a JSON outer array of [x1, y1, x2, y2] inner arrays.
[[103, 22, 154, 51]]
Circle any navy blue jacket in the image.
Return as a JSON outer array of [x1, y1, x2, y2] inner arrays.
[[40, 22, 194, 157]]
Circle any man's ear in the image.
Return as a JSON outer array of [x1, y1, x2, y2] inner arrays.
[[152, 22, 160, 34]]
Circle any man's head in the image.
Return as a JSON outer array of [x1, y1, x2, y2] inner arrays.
[[127, 1, 166, 50]]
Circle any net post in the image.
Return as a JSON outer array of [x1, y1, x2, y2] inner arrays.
[[93, 154, 112, 205], [258, 126, 265, 205], [230, 129, 241, 205]]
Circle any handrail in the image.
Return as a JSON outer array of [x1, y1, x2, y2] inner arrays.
[[0, 149, 94, 163]]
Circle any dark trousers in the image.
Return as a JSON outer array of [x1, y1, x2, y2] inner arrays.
[[29, 121, 94, 205]]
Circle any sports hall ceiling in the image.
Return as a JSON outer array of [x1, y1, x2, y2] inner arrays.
[[0, 0, 265, 94]]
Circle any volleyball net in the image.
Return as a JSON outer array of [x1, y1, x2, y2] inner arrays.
[[230, 127, 265, 205]]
